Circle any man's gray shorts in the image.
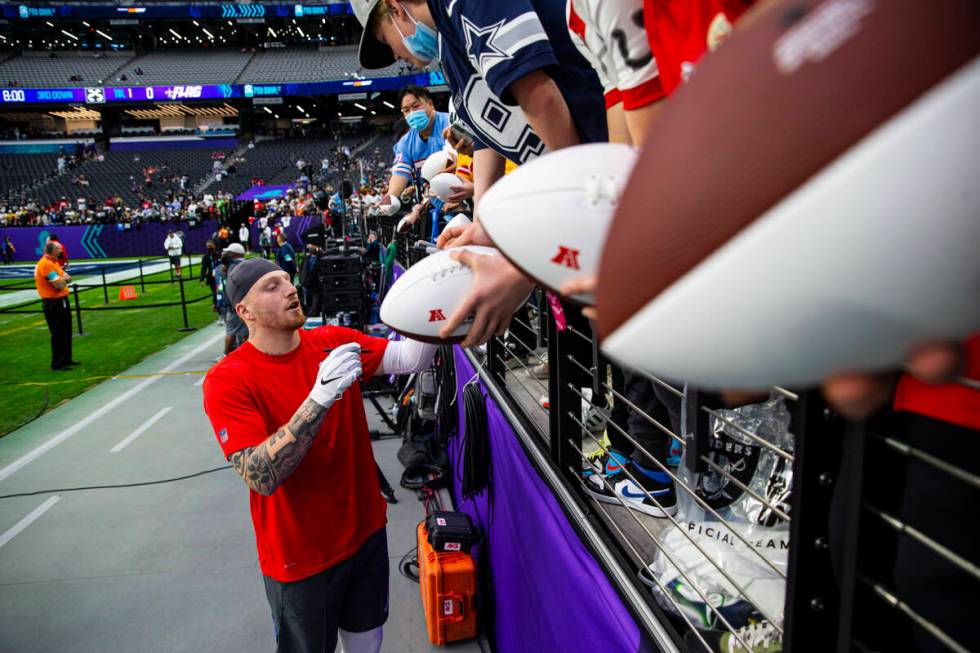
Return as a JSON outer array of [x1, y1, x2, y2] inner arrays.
[[224, 309, 248, 338]]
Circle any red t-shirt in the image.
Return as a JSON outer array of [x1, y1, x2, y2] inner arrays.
[[643, 0, 752, 95], [203, 326, 390, 582], [55, 242, 69, 267], [893, 333, 980, 432]]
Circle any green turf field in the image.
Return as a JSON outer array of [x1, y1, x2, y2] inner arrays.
[[0, 269, 217, 437], [0, 257, 176, 291]]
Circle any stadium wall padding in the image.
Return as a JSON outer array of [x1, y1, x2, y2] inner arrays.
[[450, 348, 651, 653], [1, 213, 328, 262]]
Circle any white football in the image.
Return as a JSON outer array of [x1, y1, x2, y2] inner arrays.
[[429, 172, 460, 202], [479, 143, 637, 304], [421, 151, 451, 182], [381, 246, 500, 343], [377, 194, 400, 217], [445, 213, 471, 231]]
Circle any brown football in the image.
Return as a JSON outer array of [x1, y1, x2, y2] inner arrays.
[[596, 0, 980, 387]]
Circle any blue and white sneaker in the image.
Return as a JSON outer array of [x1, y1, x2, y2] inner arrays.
[[582, 449, 629, 499], [611, 462, 677, 518], [666, 438, 684, 468]]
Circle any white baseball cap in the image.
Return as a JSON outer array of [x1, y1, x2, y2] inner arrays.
[[222, 243, 245, 256], [351, 0, 396, 70]]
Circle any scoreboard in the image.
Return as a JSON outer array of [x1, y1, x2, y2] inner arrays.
[[0, 71, 449, 105], [2, 4, 353, 20]]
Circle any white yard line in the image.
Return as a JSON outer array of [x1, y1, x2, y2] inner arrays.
[[0, 332, 223, 483], [110, 406, 173, 453], [0, 496, 60, 550]]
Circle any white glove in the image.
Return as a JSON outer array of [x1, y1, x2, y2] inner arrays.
[[308, 343, 362, 408], [377, 195, 401, 217]]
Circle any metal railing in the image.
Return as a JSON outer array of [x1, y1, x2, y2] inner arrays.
[[0, 254, 208, 332], [375, 220, 977, 653]]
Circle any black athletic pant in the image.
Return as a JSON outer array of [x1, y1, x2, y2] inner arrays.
[[263, 527, 389, 653], [42, 296, 72, 369], [829, 412, 980, 652], [608, 369, 681, 469]]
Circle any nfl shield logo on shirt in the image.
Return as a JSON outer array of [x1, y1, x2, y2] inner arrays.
[[218, 428, 228, 444]]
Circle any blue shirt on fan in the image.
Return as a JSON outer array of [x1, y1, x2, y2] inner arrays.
[[428, 0, 607, 164], [391, 111, 450, 183]]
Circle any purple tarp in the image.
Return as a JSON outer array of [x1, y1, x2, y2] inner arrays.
[[451, 349, 649, 653], [0, 216, 320, 262], [234, 185, 293, 202], [0, 220, 220, 262]]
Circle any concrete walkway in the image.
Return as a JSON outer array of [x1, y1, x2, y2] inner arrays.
[[0, 324, 482, 653]]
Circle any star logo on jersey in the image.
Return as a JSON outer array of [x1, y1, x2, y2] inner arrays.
[[550, 246, 581, 270], [428, 309, 447, 322], [461, 15, 510, 75]]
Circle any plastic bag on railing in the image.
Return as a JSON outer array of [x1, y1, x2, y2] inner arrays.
[[647, 396, 793, 629]]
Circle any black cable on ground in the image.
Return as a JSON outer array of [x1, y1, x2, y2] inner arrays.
[[398, 546, 420, 583], [0, 464, 232, 500]]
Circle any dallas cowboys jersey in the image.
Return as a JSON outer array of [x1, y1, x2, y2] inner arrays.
[[391, 111, 451, 182], [429, 0, 607, 164]]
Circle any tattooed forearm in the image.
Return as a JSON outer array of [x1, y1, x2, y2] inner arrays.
[[227, 397, 329, 495]]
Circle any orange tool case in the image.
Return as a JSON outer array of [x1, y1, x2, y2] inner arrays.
[[417, 520, 478, 645]]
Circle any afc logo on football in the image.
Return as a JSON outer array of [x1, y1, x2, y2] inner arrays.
[[550, 246, 581, 270], [428, 309, 447, 322]]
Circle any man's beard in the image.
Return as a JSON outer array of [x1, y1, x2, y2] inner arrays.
[[284, 306, 307, 329], [255, 305, 307, 331]]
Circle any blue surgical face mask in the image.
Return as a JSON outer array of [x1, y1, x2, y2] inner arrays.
[[406, 109, 431, 131], [394, 2, 439, 64]]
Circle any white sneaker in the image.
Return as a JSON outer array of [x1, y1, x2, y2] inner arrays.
[[720, 621, 782, 653]]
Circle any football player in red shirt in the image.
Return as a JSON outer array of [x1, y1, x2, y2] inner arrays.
[[203, 258, 437, 653]]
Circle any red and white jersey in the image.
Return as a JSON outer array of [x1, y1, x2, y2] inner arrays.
[[567, 0, 665, 111], [643, 0, 752, 96]]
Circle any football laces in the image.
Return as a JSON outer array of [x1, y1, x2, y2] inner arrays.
[[584, 174, 621, 207]]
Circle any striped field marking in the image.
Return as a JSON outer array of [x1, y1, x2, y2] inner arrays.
[[110, 406, 173, 453], [0, 496, 60, 550], [0, 332, 223, 483]]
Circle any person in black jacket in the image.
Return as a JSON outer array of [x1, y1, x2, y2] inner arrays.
[[275, 233, 297, 284], [299, 243, 321, 317], [199, 239, 221, 313]]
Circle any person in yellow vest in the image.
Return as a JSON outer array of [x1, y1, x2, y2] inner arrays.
[[34, 241, 78, 370]]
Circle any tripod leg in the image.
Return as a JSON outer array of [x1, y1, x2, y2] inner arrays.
[[369, 395, 400, 434], [376, 461, 398, 504]]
